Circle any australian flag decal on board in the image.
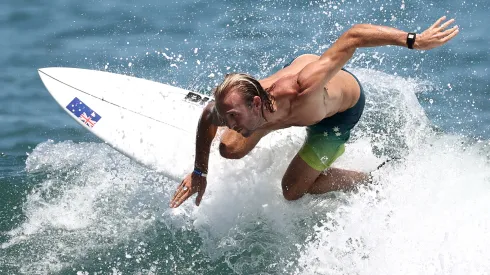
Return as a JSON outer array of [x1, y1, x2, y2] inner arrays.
[[66, 97, 101, 128]]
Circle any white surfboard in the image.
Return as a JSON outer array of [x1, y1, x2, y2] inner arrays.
[[38, 67, 216, 175]]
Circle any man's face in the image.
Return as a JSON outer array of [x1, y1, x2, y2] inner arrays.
[[216, 90, 262, 137]]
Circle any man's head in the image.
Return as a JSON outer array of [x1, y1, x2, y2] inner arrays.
[[213, 73, 274, 137]]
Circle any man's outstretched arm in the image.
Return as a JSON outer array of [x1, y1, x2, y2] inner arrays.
[[297, 16, 459, 93]]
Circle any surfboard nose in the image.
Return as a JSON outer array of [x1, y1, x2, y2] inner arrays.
[[38, 67, 69, 80], [38, 67, 57, 76], [38, 67, 61, 85], [38, 68, 49, 80], [38, 68, 59, 92], [38, 67, 82, 94]]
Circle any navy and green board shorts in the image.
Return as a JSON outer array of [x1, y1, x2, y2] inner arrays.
[[283, 59, 365, 171]]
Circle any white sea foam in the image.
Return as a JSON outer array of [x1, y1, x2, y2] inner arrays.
[[295, 135, 490, 275]]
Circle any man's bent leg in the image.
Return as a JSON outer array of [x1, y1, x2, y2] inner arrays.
[[282, 131, 369, 200], [308, 167, 369, 194], [219, 128, 271, 159], [282, 154, 369, 201], [282, 154, 323, 201]]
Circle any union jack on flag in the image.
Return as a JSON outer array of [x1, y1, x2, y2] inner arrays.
[[66, 97, 102, 128]]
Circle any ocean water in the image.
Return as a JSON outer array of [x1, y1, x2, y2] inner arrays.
[[1, 0, 489, 274]]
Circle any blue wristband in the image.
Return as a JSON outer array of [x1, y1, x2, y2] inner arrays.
[[193, 168, 207, 177]]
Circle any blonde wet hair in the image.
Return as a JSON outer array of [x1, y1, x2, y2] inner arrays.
[[213, 73, 275, 113]]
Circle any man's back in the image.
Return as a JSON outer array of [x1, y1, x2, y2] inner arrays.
[[257, 54, 362, 129]]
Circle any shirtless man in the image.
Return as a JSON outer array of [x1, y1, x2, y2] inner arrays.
[[170, 16, 459, 208]]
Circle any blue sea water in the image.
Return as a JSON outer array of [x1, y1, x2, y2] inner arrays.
[[1, 0, 489, 274]]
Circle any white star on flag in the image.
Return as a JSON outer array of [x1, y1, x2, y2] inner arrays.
[[333, 126, 340, 132], [335, 132, 341, 136], [323, 131, 329, 137]]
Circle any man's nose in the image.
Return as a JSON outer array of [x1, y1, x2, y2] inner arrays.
[[226, 120, 235, 129]]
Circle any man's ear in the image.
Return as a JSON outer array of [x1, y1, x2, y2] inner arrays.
[[252, 96, 262, 109]]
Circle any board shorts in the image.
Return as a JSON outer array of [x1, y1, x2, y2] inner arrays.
[[283, 59, 365, 171]]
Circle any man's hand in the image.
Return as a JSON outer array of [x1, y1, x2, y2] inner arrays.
[[170, 172, 207, 208], [416, 16, 459, 50]]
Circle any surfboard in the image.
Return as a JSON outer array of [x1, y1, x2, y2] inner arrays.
[[38, 67, 215, 175]]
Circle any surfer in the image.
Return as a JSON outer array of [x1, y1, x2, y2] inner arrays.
[[171, 16, 459, 208]]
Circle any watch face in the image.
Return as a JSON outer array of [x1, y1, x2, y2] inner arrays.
[[408, 34, 415, 39]]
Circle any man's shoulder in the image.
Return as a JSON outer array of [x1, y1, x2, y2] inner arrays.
[[277, 54, 319, 77], [261, 54, 319, 85]]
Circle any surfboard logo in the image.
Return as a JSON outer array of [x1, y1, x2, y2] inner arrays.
[[184, 92, 212, 105], [66, 97, 102, 128]]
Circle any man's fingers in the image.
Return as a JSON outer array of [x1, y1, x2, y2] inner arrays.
[[436, 26, 459, 39], [439, 18, 455, 30], [172, 192, 189, 208], [171, 187, 191, 207], [430, 16, 447, 29], [173, 189, 185, 202], [441, 28, 459, 42], [170, 181, 189, 207], [172, 182, 185, 200]]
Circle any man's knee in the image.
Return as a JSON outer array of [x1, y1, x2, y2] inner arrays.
[[282, 189, 302, 201], [219, 142, 247, 159], [281, 179, 305, 201], [281, 186, 304, 201]]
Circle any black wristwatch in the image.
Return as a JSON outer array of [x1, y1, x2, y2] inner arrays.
[[406, 32, 416, 49]]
